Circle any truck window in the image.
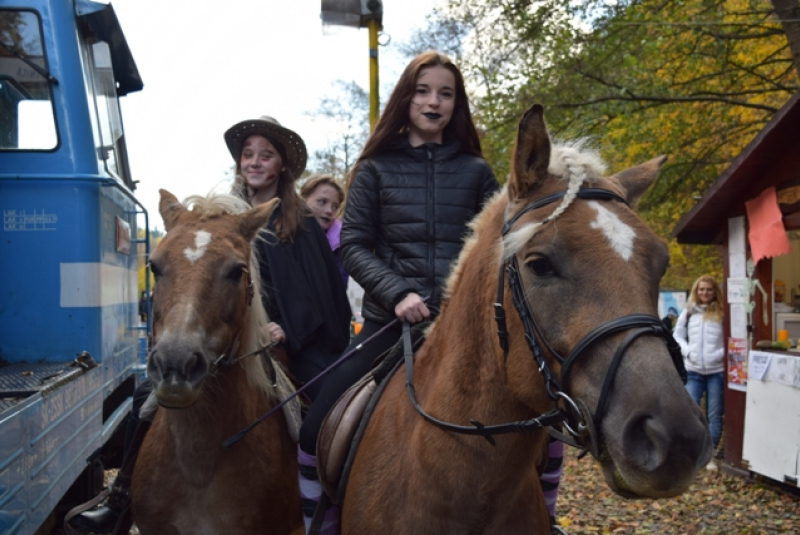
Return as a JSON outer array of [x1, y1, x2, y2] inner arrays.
[[0, 9, 57, 150], [88, 40, 125, 181]]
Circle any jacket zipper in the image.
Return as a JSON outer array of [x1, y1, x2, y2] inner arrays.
[[699, 313, 706, 373], [426, 147, 435, 295]]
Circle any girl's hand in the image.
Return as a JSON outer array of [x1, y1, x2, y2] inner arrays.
[[394, 293, 430, 324], [267, 322, 286, 344]]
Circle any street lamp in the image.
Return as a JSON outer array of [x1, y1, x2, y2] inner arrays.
[[320, 0, 383, 130]]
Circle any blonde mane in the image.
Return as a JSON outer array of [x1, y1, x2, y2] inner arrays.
[[183, 193, 277, 403]]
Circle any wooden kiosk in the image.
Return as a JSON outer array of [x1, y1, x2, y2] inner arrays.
[[674, 91, 800, 485]]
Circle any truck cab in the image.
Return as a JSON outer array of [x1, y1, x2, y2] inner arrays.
[[0, 1, 146, 532]]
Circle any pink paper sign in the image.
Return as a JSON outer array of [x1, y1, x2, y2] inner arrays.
[[744, 187, 791, 264]]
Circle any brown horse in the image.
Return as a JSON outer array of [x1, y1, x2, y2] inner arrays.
[[341, 105, 712, 533], [131, 190, 302, 535]]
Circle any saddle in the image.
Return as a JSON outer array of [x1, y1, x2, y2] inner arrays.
[[316, 322, 429, 505]]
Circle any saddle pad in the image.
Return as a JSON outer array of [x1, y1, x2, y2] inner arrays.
[[316, 322, 429, 505], [317, 373, 376, 500], [333, 357, 403, 505]]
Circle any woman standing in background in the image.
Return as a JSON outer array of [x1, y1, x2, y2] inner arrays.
[[673, 275, 725, 470]]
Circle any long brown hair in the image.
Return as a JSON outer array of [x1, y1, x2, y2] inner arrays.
[[231, 139, 307, 241], [347, 51, 483, 188], [688, 275, 725, 322]]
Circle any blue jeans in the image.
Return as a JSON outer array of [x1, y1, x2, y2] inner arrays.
[[686, 371, 724, 449]]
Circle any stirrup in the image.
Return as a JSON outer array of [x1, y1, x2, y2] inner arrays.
[[64, 488, 112, 534], [63, 488, 132, 535]]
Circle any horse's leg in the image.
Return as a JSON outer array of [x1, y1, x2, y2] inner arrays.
[[131, 414, 182, 534]]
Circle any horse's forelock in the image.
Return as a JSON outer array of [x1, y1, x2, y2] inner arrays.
[[180, 192, 278, 401], [502, 141, 608, 259], [183, 193, 253, 219], [548, 141, 606, 182]]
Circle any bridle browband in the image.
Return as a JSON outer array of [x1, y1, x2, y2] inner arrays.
[[405, 187, 687, 457]]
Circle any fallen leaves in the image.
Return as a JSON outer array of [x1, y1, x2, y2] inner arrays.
[[556, 452, 800, 534]]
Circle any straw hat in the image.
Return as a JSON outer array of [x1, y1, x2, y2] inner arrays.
[[224, 116, 308, 179]]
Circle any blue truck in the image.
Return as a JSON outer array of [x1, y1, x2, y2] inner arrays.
[[0, 1, 149, 532]]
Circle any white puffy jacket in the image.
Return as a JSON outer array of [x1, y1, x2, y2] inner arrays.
[[673, 305, 726, 374]]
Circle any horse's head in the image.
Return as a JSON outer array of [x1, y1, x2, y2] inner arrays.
[[502, 104, 712, 498], [147, 189, 277, 408]]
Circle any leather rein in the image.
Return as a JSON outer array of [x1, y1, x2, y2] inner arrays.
[[405, 188, 687, 457]]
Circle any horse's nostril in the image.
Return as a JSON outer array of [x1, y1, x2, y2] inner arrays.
[[185, 352, 208, 382], [622, 413, 670, 471], [147, 349, 162, 377]]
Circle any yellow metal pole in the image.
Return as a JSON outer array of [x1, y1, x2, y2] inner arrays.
[[368, 18, 380, 131]]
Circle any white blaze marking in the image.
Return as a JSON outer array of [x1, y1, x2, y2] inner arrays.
[[588, 201, 636, 261], [183, 230, 212, 263]]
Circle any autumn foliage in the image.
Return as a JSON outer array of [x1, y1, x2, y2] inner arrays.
[[419, 0, 798, 289]]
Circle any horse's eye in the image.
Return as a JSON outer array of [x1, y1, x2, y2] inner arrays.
[[527, 257, 553, 276], [149, 261, 162, 280], [227, 264, 246, 283]]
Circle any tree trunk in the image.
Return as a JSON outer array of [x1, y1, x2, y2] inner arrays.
[[771, 0, 800, 82]]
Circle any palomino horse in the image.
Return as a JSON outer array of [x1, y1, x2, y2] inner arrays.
[[132, 190, 302, 534], [341, 105, 712, 533]]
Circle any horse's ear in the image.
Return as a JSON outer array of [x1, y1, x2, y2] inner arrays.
[[240, 198, 279, 241], [159, 189, 186, 232], [509, 103, 551, 201], [611, 155, 668, 208]]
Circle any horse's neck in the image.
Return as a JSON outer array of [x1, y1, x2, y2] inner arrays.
[[419, 320, 523, 423], [161, 364, 274, 481], [411, 210, 549, 472], [412, 325, 545, 484]]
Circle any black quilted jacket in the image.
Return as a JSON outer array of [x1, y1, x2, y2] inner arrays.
[[341, 138, 499, 324]]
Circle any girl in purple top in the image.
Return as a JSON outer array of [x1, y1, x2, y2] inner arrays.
[[301, 174, 348, 288]]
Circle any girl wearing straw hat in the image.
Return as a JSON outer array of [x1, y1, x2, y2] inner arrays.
[[226, 117, 353, 535], [225, 116, 352, 401]]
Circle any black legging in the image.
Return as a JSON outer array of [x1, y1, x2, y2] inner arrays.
[[298, 320, 402, 454]]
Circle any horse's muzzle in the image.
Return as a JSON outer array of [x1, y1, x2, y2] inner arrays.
[[609, 399, 712, 498], [147, 337, 209, 408]]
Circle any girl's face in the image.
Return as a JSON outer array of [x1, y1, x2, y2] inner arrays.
[[240, 135, 283, 197], [304, 183, 341, 231], [697, 281, 716, 304], [407, 65, 456, 146]]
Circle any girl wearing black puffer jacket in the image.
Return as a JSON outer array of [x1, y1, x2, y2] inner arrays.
[[295, 51, 499, 533]]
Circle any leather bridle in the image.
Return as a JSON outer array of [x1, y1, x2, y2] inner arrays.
[[405, 188, 687, 458], [203, 269, 275, 377]]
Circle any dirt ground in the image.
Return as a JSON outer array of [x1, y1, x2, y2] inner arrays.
[[557, 450, 800, 534], [77, 454, 799, 535]]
